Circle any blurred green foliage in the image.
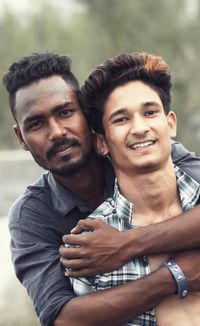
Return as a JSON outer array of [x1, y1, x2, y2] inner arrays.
[[0, 0, 200, 153]]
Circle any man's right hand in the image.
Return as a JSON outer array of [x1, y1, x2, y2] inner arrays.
[[60, 219, 131, 277]]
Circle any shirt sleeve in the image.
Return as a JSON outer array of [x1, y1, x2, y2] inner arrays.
[[171, 141, 200, 182], [9, 197, 75, 326]]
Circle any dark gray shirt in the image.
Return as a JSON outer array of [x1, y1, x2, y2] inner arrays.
[[9, 142, 200, 326]]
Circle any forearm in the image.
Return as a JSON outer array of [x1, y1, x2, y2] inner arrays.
[[126, 205, 200, 258], [60, 206, 200, 277], [54, 267, 175, 326]]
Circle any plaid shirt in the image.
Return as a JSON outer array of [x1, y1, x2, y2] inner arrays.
[[70, 166, 200, 325]]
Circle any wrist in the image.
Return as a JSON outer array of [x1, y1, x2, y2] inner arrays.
[[164, 260, 188, 299], [128, 225, 162, 257], [157, 265, 178, 296], [121, 228, 142, 261], [140, 265, 177, 306]]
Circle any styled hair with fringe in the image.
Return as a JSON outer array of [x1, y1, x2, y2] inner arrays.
[[79, 52, 172, 133]]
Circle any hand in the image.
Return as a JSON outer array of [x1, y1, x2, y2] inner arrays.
[[172, 248, 200, 292], [59, 219, 130, 277]]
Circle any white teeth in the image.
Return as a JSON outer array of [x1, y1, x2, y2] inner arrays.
[[130, 141, 154, 150]]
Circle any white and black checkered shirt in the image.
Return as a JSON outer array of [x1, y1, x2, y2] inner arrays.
[[70, 166, 200, 325]]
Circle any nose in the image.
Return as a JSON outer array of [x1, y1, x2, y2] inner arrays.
[[130, 115, 150, 136], [48, 119, 67, 141]]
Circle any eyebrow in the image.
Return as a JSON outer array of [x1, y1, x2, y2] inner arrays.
[[143, 101, 161, 108], [23, 114, 43, 126], [51, 100, 73, 115], [108, 108, 127, 122], [23, 100, 73, 125], [108, 101, 161, 122]]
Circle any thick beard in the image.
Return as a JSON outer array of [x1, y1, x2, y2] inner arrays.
[[31, 148, 94, 177], [50, 155, 91, 176]]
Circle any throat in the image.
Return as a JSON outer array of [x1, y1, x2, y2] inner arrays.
[[132, 195, 183, 227], [55, 157, 106, 209], [80, 185, 106, 209], [117, 164, 183, 226]]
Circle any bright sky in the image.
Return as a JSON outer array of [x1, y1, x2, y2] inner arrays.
[[0, 0, 84, 15], [0, 0, 32, 13]]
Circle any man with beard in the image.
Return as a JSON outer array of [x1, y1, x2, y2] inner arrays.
[[3, 52, 200, 326]]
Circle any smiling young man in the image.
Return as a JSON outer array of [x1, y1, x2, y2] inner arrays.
[[63, 52, 200, 325], [3, 52, 200, 326]]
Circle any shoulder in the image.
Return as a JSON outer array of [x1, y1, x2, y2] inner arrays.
[[172, 141, 200, 182], [8, 172, 54, 226]]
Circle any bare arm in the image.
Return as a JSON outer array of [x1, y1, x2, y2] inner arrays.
[[55, 248, 200, 326], [54, 266, 174, 326], [60, 205, 200, 277], [132, 205, 200, 255]]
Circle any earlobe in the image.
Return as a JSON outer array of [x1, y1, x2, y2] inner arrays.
[[167, 111, 177, 138], [13, 125, 29, 151], [94, 133, 109, 156]]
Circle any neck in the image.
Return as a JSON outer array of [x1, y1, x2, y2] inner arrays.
[[54, 155, 105, 209], [116, 159, 182, 226]]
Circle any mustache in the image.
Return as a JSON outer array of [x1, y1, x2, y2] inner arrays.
[[47, 138, 81, 160]]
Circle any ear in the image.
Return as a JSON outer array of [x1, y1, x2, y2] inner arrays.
[[13, 124, 29, 151], [94, 133, 109, 156], [167, 111, 177, 138]]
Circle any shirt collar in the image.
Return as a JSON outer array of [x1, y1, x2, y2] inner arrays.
[[175, 165, 200, 210], [113, 180, 133, 223], [112, 165, 200, 222], [48, 172, 91, 215]]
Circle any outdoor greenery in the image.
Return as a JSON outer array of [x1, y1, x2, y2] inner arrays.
[[0, 0, 200, 154]]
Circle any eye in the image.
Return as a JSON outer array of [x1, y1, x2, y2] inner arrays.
[[59, 109, 74, 119], [26, 120, 44, 131], [145, 110, 158, 116], [112, 116, 128, 124]]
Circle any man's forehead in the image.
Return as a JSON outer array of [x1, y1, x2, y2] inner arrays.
[[15, 76, 76, 112], [105, 80, 162, 109]]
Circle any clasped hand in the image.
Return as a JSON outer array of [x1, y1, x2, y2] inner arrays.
[[59, 219, 129, 277]]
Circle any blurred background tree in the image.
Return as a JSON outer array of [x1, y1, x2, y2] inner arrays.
[[0, 0, 200, 153]]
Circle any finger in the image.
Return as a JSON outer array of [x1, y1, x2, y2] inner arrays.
[[65, 268, 94, 278], [59, 245, 83, 259], [70, 219, 99, 234], [61, 258, 89, 271], [62, 233, 85, 246]]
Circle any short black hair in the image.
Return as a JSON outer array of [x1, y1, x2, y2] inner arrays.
[[79, 52, 172, 133], [2, 51, 79, 120]]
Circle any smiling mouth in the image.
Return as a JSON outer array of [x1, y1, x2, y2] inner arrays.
[[129, 140, 156, 150]]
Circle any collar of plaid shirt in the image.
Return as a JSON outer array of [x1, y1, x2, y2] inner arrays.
[[111, 165, 200, 224]]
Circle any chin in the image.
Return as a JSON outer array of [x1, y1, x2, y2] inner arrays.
[[50, 158, 87, 177], [134, 160, 160, 173]]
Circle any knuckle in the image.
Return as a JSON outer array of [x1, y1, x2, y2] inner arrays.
[[81, 235, 90, 246], [79, 219, 85, 226], [79, 247, 88, 258], [95, 219, 101, 226]]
